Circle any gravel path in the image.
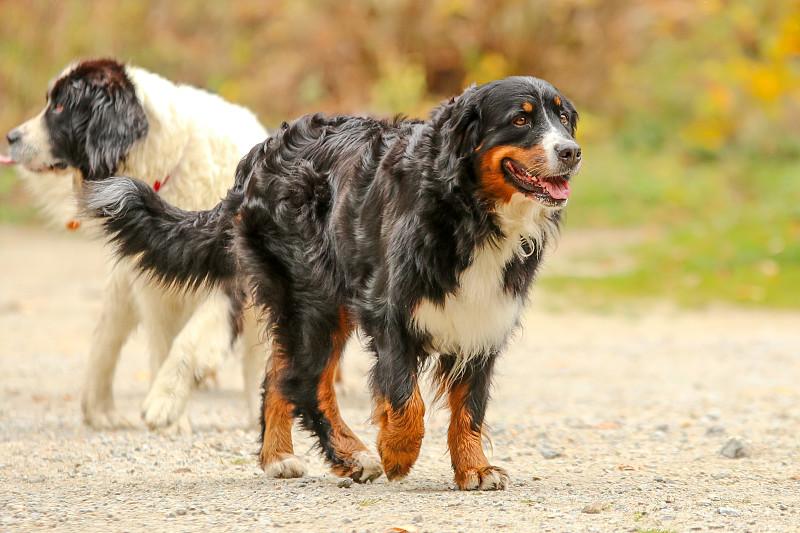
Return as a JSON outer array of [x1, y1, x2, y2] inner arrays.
[[1, 226, 799, 532]]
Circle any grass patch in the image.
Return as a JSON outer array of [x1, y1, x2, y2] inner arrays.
[[543, 140, 800, 309]]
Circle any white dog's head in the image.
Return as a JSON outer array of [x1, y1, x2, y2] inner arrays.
[[2, 58, 148, 181]]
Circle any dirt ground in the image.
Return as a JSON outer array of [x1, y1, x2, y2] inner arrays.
[[1, 226, 799, 533]]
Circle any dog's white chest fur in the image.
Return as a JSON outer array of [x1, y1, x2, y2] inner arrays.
[[412, 194, 559, 366]]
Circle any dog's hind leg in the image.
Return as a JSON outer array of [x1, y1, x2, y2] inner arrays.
[[313, 311, 382, 482], [438, 354, 509, 491], [82, 267, 138, 429], [266, 307, 382, 483], [259, 349, 306, 479]]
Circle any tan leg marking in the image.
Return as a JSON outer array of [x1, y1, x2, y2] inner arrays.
[[259, 352, 306, 478], [448, 382, 509, 490], [373, 381, 425, 481], [318, 310, 382, 482]]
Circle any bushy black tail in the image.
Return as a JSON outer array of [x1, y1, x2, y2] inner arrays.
[[81, 177, 243, 289]]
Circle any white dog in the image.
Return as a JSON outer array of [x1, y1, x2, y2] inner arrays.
[[1, 59, 268, 434]]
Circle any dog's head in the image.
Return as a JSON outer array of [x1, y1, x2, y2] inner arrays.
[[2, 58, 148, 181], [441, 76, 581, 209]]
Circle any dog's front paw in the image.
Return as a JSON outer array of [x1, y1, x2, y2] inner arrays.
[[339, 451, 383, 483], [141, 389, 186, 430], [456, 466, 510, 491], [263, 454, 307, 479]]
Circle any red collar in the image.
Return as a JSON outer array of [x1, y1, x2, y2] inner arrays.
[[153, 174, 170, 192], [67, 175, 170, 231]]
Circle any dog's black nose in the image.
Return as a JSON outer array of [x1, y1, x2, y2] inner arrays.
[[556, 141, 581, 166], [7, 128, 21, 145]]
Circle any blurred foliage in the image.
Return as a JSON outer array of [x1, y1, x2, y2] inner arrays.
[[0, 0, 798, 307]]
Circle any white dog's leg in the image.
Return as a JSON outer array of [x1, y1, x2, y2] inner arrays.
[[240, 308, 268, 429], [141, 288, 233, 433], [81, 268, 138, 429]]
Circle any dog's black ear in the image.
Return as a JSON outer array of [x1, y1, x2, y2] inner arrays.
[[84, 89, 148, 180], [439, 86, 483, 176]]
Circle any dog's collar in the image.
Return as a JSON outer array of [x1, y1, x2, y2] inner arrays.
[[153, 174, 170, 192], [67, 174, 170, 231]]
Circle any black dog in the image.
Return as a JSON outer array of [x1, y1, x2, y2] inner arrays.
[[83, 76, 582, 490]]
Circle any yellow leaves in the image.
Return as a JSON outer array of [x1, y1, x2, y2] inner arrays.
[[371, 59, 427, 115], [775, 13, 800, 57], [467, 52, 509, 86], [435, 0, 474, 19], [744, 63, 789, 103], [218, 79, 242, 104]]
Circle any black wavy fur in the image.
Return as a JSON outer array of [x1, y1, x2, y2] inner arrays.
[[83, 76, 581, 483], [46, 59, 148, 181]]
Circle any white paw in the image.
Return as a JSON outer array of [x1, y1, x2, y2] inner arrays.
[[141, 389, 186, 429], [458, 466, 510, 491], [350, 451, 384, 483], [153, 412, 194, 436], [83, 407, 134, 430], [263, 455, 307, 478]]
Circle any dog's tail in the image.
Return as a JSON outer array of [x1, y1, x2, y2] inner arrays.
[[81, 177, 243, 289]]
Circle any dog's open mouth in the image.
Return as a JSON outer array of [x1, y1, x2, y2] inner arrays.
[[0, 154, 67, 172], [502, 158, 570, 207]]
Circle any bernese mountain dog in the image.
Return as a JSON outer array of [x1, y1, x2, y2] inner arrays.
[[1, 59, 268, 434], [82, 76, 582, 489]]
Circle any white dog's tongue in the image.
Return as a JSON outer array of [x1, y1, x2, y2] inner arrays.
[[543, 179, 570, 199], [0, 154, 16, 165]]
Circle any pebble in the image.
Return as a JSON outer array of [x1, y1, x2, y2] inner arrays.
[[721, 437, 752, 459], [337, 478, 353, 488], [718, 507, 742, 517], [711, 471, 731, 479], [581, 502, 603, 514], [706, 424, 726, 436], [539, 445, 563, 459]]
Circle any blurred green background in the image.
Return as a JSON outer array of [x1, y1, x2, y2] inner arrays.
[[1, 0, 798, 307]]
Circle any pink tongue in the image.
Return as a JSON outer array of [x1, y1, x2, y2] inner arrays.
[[543, 179, 570, 199], [0, 154, 16, 165]]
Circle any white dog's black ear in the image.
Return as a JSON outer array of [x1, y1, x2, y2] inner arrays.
[[84, 88, 148, 180]]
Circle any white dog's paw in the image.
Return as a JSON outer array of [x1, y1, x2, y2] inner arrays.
[[152, 412, 193, 436], [263, 455, 307, 479], [82, 407, 134, 430], [457, 466, 510, 491], [141, 388, 186, 430]]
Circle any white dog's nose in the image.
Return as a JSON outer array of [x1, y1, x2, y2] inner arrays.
[[7, 128, 22, 145]]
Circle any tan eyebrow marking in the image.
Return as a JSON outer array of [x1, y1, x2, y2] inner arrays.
[[522, 101, 533, 113], [554, 96, 562, 107]]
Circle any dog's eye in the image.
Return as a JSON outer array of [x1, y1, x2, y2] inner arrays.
[[559, 113, 568, 125], [513, 116, 528, 126], [53, 105, 64, 114]]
